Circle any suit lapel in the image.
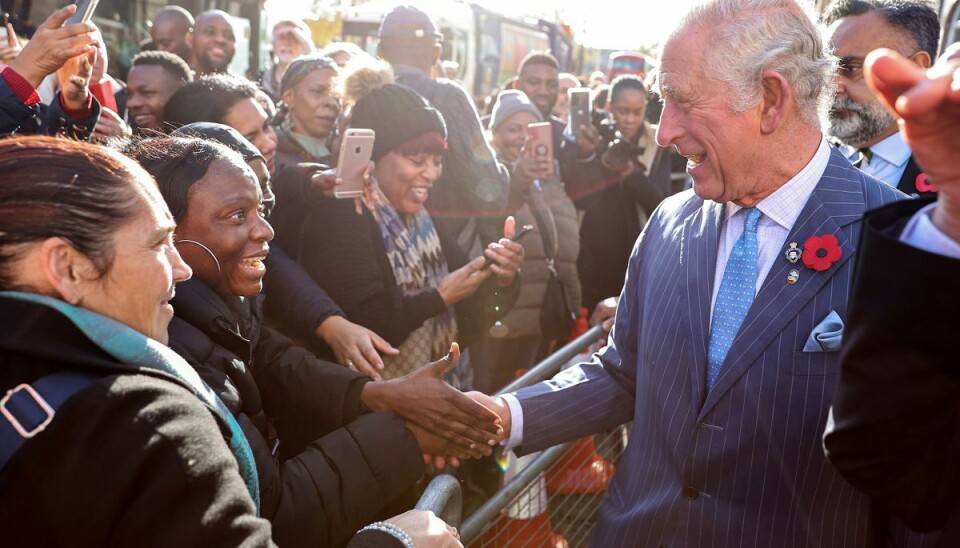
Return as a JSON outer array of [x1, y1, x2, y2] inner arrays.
[[698, 150, 866, 418], [680, 198, 723, 408]]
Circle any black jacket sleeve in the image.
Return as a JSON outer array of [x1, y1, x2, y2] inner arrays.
[[824, 199, 960, 534], [269, 412, 424, 548], [0, 375, 274, 548], [262, 243, 344, 342], [296, 199, 449, 346], [0, 79, 100, 139], [252, 323, 371, 444]]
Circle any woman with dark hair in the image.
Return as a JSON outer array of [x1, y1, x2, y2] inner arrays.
[[0, 136, 272, 544], [164, 75, 398, 380], [132, 136, 492, 547], [564, 74, 673, 311], [284, 60, 524, 388]]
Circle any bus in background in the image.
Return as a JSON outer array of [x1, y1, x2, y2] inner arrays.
[[607, 51, 653, 82], [340, 0, 573, 102]]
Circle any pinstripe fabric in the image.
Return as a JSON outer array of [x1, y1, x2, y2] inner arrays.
[[513, 149, 912, 547]]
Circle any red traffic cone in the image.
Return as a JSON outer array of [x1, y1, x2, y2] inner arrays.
[[546, 436, 614, 495], [476, 511, 569, 548]]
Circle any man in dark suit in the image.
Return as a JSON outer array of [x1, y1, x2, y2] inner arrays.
[[824, 45, 960, 547], [467, 0, 936, 545], [823, 0, 940, 197]]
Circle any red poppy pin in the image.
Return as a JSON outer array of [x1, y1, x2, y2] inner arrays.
[[802, 234, 842, 272], [915, 173, 937, 193]]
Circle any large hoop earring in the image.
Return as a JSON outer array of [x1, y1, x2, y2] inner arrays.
[[174, 239, 222, 286]]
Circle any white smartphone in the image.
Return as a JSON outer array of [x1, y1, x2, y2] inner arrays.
[[568, 87, 591, 138], [335, 128, 375, 199], [65, 0, 99, 25]]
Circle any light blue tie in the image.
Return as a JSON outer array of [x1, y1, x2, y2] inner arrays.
[[707, 207, 761, 389]]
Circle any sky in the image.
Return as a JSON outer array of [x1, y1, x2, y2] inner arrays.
[[264, 0, 701, 51]]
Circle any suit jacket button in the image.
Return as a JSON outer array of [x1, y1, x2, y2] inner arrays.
[[682, 486, 699, 500]]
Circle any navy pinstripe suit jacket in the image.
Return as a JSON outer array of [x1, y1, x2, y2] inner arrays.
[[514, 149, 908, 547]]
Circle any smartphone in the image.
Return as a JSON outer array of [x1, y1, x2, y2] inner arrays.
[[482, 224, 536, 269], [527, 122, 554, 175], [0, 13, 8, 43], [568, 88, 591, 138], [335, 128, 375, 199], [65, 0, 99, 26]]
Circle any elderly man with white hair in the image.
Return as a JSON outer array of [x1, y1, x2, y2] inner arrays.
[[470, 0, 921, 546]]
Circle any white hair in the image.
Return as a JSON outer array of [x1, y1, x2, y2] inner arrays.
[[675, 0, 837, 126]]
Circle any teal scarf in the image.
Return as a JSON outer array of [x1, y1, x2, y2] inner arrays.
[[0, 292, 261, 513]]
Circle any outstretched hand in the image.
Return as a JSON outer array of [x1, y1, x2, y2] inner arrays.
[[865, 48, 960, 242], [316, 315, 398, 381], [360, 343, 503, 458]]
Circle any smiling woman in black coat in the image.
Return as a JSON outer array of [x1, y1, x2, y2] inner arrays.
[[133, 136, 489, 547]]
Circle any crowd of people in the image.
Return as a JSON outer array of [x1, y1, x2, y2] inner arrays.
[[0, 0, 957, 546]]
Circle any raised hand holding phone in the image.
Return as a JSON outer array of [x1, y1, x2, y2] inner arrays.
[[7, 5, 96, 89], [483, 216, 526, 286]]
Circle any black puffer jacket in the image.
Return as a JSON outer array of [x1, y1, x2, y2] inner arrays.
[[0, 296, 274, 547], [168, 278, 424, 548]]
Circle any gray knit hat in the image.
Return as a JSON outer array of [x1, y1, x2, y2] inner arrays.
[[490, 90, 543, 132]]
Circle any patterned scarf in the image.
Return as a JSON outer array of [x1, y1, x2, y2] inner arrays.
[[0, 291, 261, 513], [363, 186, 469, 388]]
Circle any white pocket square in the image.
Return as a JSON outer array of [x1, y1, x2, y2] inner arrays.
[[803, 310, 844, 352]]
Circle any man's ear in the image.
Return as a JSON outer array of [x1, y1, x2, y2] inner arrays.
[[281, 87, 295, 106], [37, 238, 97, 306], [433, 42, 442, 64], [759, 69, 792, 134], [185, 30, 194, 50], [910, 50, 932, 70]]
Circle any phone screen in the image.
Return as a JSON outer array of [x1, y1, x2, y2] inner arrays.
[[65, 0, 99, 26]]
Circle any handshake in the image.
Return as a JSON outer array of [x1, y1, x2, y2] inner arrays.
[[359, 342, 512, 470]]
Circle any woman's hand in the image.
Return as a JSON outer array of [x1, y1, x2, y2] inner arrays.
[[483, 216, 524, 286], [360, 343, 503, 457], [0, 24, 22, 70], [56, 48, 95, 112], [315, 315, 398, 381], [8, 5, 96, 89], [92, 108, 132, 142], [383, 510, 462, 548], [437, 256, 491, 306]]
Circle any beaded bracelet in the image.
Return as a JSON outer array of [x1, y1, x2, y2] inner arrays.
[[358, 521, 415, 548]]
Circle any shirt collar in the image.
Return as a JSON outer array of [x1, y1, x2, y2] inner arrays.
[[868, 131, 911, 168], [724, 136, 831, 231]]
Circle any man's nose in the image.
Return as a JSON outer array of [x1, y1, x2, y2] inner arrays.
[[655, 104, 680, 148]]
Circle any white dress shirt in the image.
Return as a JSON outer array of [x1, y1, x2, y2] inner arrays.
[[503, 138, 832, 448], [711, 137, 831, 314], [902, 202, 960, 258], [841, 132, 912, 188]]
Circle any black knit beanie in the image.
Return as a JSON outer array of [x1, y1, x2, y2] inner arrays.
[[349, 83, 447, 160]]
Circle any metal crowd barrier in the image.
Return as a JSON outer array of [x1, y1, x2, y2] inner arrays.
[[420, 323, 613, 546], [415, 473, 463, 528]]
